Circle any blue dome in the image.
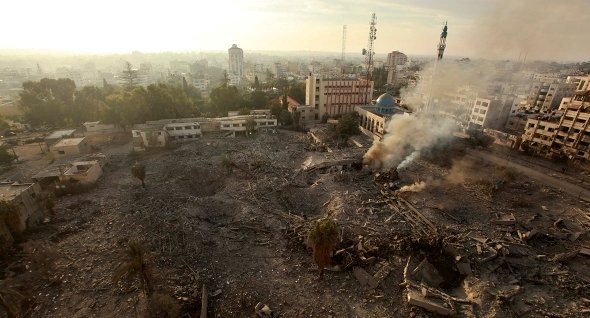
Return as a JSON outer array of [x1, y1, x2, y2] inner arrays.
[[376, 93, 395, 108]]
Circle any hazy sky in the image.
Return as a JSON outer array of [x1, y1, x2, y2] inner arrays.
[[2, 0, 588, 61]]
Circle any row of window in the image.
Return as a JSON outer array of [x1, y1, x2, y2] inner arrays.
[[166, 125, 199, 131], [221, 121, 276, 128], [171, 135, 199, 139], [475, 100, 489, 107]]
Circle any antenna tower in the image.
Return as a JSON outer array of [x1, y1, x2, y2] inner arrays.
[[341, 25, 347, 74], [362, 13, 377, 103]]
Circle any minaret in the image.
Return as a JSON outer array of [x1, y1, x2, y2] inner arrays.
[[437, 22, 448, 61]]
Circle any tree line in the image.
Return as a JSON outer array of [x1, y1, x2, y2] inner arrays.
[[18, 74, 306, 129]]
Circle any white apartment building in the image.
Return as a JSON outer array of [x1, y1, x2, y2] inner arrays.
[[305, 74, 373, 118], [193, 78, 210, 91], [164, 122, 202, 141], [219, 115, 277, 132], [526, 82, 575, 112], [468, 96, 513, 130], [228, 44, 244, 86]]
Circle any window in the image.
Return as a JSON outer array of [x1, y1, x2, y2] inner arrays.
[[538, 125, 545, 130], [476, 101, 481, 105], [175, 127, 182, 130], [482, 102, 489, 107], [547, 128, 554, 132], [58, 150, 65, 155], [564, 116, 574, 121], [185, 126, 192, 129]]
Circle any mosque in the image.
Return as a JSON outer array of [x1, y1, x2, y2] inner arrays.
[[355, 92, 410, 139]]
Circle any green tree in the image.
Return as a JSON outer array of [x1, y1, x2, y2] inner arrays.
[[287, 81, 306, 104], [102, 87, 147, 129], [249, 91, 268, 109], [113, 240, 153, 296], [209, 85, 243, 115], [73, 86, 107, 124], [120, 61, 140, 89], [332, 113, 360, 140], [307, 218, 339, 278], [19, 78, 76, 127]]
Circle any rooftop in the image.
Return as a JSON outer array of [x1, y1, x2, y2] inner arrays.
[[45, 129, 76, 140], [52, 137, 86, 148], [0, 182, 35, 201]]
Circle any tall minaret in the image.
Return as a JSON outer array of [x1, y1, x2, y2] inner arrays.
[[437, 22, 448, 61]]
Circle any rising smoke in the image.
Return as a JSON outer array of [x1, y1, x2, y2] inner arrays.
[[363, 114, 456, 170]]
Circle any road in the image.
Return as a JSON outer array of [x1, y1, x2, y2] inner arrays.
[[468, 149, 590, 202]]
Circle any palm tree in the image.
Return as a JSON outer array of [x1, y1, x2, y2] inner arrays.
[[113, 240, 153, 296], [0, 279, 24, 318], [131, 162, 146, 188], [307, 218, 340, 278]]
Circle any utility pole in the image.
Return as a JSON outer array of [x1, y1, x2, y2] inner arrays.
[[362, 13, 377, 104]]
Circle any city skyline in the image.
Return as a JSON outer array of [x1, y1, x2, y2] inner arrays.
[[1, 0, 589, 61]]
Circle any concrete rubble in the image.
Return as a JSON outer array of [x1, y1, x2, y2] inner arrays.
[[1, 130, 590, 317]]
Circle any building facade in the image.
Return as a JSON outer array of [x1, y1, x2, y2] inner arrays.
[[305, 74, 373, 118], [228, 44, 244, 86], [386, 51, 408, 84], [468, 96, 513, 130], [50, 137, 90, 157], [522, 90, 590, 159], [164, 122, 202, 141]]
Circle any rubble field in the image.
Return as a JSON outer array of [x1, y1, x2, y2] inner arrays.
[[2, 130, 590, 317]]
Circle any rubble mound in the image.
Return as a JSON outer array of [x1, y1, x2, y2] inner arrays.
[[186, 167, 225, 197]]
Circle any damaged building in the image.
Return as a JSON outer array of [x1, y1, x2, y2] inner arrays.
[[522, 90, 590, 160]]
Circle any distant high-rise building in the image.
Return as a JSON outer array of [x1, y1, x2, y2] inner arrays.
[[386, 51, 408, 84], [228, 44, 244, 85]]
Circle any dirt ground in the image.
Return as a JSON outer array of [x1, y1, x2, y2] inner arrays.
[[1, 130, 590, 318]]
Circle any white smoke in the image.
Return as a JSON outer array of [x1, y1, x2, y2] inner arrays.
[[398, 181, 427, 193], [363, 114, 456, 170]]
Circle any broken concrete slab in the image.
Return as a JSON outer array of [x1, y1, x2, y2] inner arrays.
[[414, 260, 444, 288], [456, 261, 472, 276], [407, 288, 456, 316], [353, 266, 379, 289], [492, 213, 516, 226]]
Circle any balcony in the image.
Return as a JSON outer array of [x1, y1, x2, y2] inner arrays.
[[562, 120, 574, 127]]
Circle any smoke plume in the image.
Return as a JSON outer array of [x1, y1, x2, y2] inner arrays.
[[363, 114, 456, 170], [398, 181, 427, 193]]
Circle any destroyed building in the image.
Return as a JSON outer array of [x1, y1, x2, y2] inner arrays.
[[50, 137, 90, 158], [0, 182, 42, 252], [522, 90, 590, 159]]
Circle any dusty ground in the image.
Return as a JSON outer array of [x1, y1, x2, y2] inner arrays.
[[1, 130, 590, 318]]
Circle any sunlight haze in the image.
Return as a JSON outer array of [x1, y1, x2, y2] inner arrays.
[[1, 0, 589, 60]]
